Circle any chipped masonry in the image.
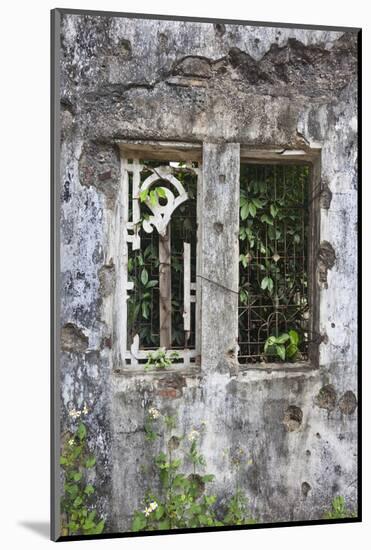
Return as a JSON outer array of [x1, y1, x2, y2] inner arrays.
[[58, 13, 358, 531]]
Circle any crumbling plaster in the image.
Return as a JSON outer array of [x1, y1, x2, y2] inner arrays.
[[58, 13, 358, 531]]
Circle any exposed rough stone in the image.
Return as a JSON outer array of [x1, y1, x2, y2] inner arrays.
[[320, 179, 333, 209], [61, 322, 89, 352], [302, 482, 312, 497], [117, 38, 132, 59], [156, 374, 186, 399], [98, 262, 115, 297], [283, 405, 303, 431], [318, 241, 336, 289], [79, 142, 120, 209], [338, 391, 357, 415], [315, 384, 337, 411], [173, 56, 212, 78]]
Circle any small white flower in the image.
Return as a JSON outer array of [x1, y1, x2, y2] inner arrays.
[[68, 438, 74, 447], [188, 429, 200, 442], [69, 408, 82, 419], [82, 402, 89, 415], [148, 407, 161, 420], [143, 502, 158, 516]]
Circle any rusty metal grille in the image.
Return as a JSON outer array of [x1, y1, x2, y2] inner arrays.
[[238, 164, 310, 363]]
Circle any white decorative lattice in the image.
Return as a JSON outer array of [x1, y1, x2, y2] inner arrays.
[[140, 167, 188, 237]]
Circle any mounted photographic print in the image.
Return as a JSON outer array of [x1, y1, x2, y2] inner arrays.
[[51, 8, 361, 541]]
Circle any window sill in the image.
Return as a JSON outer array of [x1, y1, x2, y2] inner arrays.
[[238, 361, 318, 374]]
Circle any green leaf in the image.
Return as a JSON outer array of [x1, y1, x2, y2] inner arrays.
[[73, 496, 83, 508], [149, 190, 158, 206], [264, 336, 276, 352], [73, 472, 82, 482], [77, 423, 87, 441], [83, 519, 95, 530], [132, 513, 147, 532], [139, 189, 148, 202], [67, 521, 79, 533], [92, 520, 105, 534], [155, 505, 165, 520], [267, 277, 274, 292], [239, 254, 248, 268], [240, 203, 249, 221], [289, 330, 299, 346], [252, 198, 264, 209], [158, 519, 170, 530], [85, 456, 96, 468], [248, 203, 257, 217], [84, 484, 95, 495], [270, 204, 278, 218], [202, 474, 215, 483], [261, 214, 274, 225], [141, 302, 149, 319], [60, 456, 68, 465], [276, 345, 286, 361], [156, 187, 166, 199], [141, 268, 149, 286], [261, 276, 269, 290], [275, 333, 289, 344], [65, 483, 79, 497], [286, 343, 298, 359], [145, 280, 158, 288]]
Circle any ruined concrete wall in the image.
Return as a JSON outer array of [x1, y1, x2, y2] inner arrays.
[[59, 12, 358, 531]]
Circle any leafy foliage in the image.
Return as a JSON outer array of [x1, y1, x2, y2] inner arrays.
[[223, 491, 257, 526], [131, 411, 256, 532], [127, 162, 198, 349], [144, 347, 180, 370], [239, 165, 309, 362], [323, 496, 357, 519], [263, 330, 300, 361], [60, 420, 105, 536]]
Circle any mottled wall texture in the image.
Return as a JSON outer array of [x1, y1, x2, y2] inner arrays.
[[57, 11, 359, 532]]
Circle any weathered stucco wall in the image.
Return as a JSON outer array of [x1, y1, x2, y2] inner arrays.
[[59, 12, 358, 532]]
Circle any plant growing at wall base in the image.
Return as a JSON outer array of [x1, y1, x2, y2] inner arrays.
[[60, 412, 105, 536], [132, 410, 256, 532], [323, 496, 356, 519]]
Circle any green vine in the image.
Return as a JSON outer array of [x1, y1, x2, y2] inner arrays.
[[132, 409, 256, 531], [60, 407, 105, 536]]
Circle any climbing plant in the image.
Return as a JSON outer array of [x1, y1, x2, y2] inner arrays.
[[131, 409, 256, 531], [60, 406, 105, 536]]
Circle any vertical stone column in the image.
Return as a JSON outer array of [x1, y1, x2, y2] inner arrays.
[[200, 143, 240, 372]]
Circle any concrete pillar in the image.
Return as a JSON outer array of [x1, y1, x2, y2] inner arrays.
[[200, 143, 240, 372]]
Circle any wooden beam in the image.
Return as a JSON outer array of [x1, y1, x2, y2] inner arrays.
[[159, 226, 172, 349], [183, 242, 191, 342]]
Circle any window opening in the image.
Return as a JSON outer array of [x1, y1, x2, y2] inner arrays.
[[238, 164, 310, 364], [122, 157, 199, 367]]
